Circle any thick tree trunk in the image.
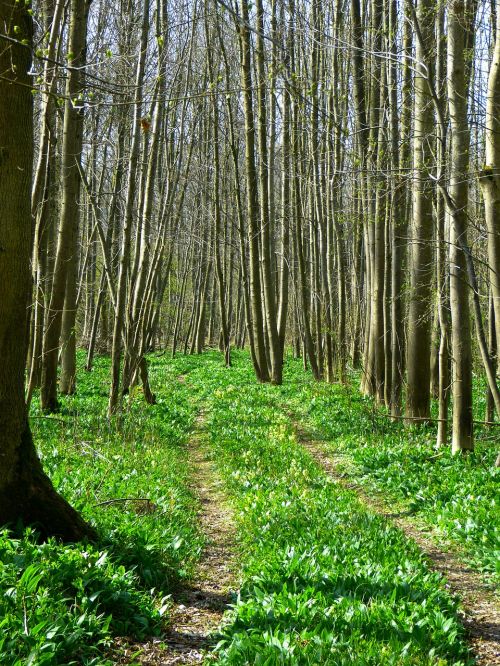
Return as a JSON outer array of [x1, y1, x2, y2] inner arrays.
[[0, 2, 94, 540]]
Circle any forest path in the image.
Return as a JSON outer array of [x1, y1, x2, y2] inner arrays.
[[120, 402, 237, 665], [294, 422, 500, 666]]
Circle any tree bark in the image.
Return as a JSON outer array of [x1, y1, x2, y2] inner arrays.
[[447, 0, 474, 452], [480, 2, 500, 357], [41, 0, 90, 410], [0, 2, 95, 540], [238, 0, 270, 382], [406, 0, 435, 420]]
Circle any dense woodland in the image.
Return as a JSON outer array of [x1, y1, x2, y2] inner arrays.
[[0, 0, 499, 662], [14, 0, 500, 442]]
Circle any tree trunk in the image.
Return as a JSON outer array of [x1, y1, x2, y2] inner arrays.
[[109, 0, 150, 415], [480, 3, 500, 357], [238, 0, 270, 382], [447, 0, 474, 452], [405, 0, 435, 421], [0, 2, 94, 540], [41, 0, 90, 410]]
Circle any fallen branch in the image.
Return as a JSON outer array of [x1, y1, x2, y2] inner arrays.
[[94, 497, 153, 508], [379, 413, 500, 427], [29, 415, 68, 425]]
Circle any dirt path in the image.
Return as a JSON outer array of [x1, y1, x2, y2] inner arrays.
[[118, 409, 237, 665], [295, 426, 500, 666]]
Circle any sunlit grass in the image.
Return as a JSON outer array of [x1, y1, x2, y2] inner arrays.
[[167, 351, 473, 665], [1, 353, 203, 665]]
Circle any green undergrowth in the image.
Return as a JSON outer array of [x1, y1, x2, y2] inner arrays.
[[168, 351, 472, 665], [5, 348, 495, 664], [2, 353, 203, 665], [284, 376, 499, 585]]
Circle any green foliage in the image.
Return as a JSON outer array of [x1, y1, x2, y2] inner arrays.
[[0, 530, 158, 665], [167, 351, 472, 665], [0, 353, 203, 665], [4, 350, 493, 663], [289, 378, 499, 583]]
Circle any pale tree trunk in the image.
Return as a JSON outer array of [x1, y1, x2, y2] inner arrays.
[[85, 117, 125, 371], [406, 0, 435, 420], [310, 0, 332, 382], [216, 20, 258, 370], [125, 75, 165, 393], [350, 0, 370, 393], [109, 0, 150, 415], [238, 0, 270, 382], [383, 201, 392, 407], [485, 291, 497, 422], [435, 2, 450, 446], [0, 1, 94, 540], [480, 4, 500, 359], [328, 0, 347, 382], [367, 0, 384, 403], [447, 0, 474, 452], [294, 175, 320, 380], [27, 0, 64, 407], [41, 0, 90, 410], [328, 34, 348, 382], [255, 0, 281, 383], [277, 73, 291, 362], [290, 57, 320, 380], [390, 0, 412, 416], [276, 6, 291, 371], [205, 13, 231, 367], [411, 0, 500, 444]]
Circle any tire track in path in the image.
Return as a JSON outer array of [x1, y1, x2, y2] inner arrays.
[[294, 422, 500, 666], [119, 405, 237, 665]]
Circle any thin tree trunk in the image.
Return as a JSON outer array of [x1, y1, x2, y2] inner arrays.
[[447, 0, 474, 452], [41, 0, 90, 410], [480, 4, 500, 356], [238, 0, 270, 382], [108, 0, 150, 415], [405, 0, 435, 421]]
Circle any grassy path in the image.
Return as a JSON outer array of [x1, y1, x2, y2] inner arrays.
[[159, 408, 237, 664], [284, 379, 500, 585], [169, 352, 475, 665], [294, 424, 500, 666]]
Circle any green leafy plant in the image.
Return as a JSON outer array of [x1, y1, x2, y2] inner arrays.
[[166, 351, 473, 665], [0, 353, 204, 665]]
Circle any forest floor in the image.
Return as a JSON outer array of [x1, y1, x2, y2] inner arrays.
[[3, 350, 498, 665], [158, 408, 237, 663], [116, 408, 237, 665], [294, 425, 500, 666]]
